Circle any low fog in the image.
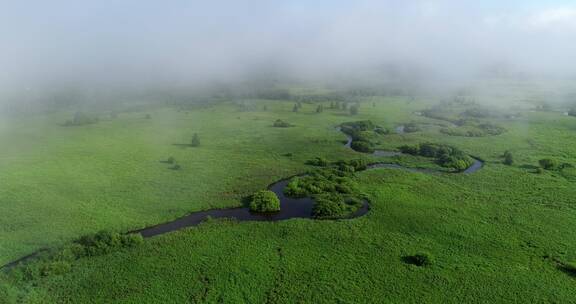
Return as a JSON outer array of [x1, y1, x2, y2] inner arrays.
[[1, 1, 576, 103]]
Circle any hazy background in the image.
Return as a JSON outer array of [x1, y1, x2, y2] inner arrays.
[[1, 0, 575, 95]]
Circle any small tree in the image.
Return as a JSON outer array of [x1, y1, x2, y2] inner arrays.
[[349, 104, 359, 115], [340, 102, 347, 110], [292, 104, 299, 112], [263, 105, 268, 111], [503, 151, 514, 166], [191, 133, 200, 147], [330, 101, 335, 109], [569, 108, 576, 117], [250, 190, 280, 213], [539, 158, 557, 170], [316, 105, 324, 113]]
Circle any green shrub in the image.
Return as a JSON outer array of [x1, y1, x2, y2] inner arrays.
[[284, 164, 364, 219], [63, 112, 99, 127], [340, 120, 374, 132], [122, 233, 144, 247], [351, 140, 374, 153], [273, 119, 292, 127], [560, 166, 576, 181], [403, 252, 434, 266], [250, 190, 280, 213], [349, 104, 359, 115], [399, 145, 420, 155], [478, 123, 506, 135], [40, 261, 72, 277], [503, 151, 514, 165], [539, 158, 558, 170], [76, 231, 143, 257], [306, 157, 329, 167], [335, 159, 367, 172], [400, 143, 473, 171], [191, 133, 200, 147], [374, 127, 389, 135], [462, 108, 492, 118], [403, 123, 420, 133], [561, 261, 576, 276], [312, 194, 348, 218]]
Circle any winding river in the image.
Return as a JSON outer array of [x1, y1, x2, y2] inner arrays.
[[1, 126, 482, 269], [136, 127, 482, 237]]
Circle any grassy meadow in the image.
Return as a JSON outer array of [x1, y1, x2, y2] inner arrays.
[[1, 91, 576, 303]]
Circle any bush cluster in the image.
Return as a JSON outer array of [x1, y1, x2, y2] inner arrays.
[[340, 121, 379, 153], [440, 123, 505, 137], [15, 231, 144, 281], [399, 143, 474, 171]]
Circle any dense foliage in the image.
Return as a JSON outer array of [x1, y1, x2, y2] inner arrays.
[[340, 120, 379, 153], [7, 231, 143, 282], [284, 159, 366, 218], [399, 143, 474, 171], [249, 190, 280, 213], [440, 123, 506, 137]]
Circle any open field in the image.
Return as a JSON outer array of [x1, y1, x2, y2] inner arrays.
[[2, 93, 576, 303]]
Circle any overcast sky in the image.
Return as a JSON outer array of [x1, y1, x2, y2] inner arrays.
[[1, 1, 575, 88]]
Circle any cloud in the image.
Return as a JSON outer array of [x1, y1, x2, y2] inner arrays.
[[0, 1, 575, 91]]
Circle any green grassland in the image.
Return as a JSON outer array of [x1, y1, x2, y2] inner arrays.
[[1, 92, 576, 303]]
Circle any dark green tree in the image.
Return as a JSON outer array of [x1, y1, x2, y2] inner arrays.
[[292, 104, 299, 112], [191, 133, 200, 147], [349, 104, 359, 115], [316, 105, 324, 113], [539, 158, 557, 170], [503, 151, 514, 165], [250, 190, 280, 212]]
